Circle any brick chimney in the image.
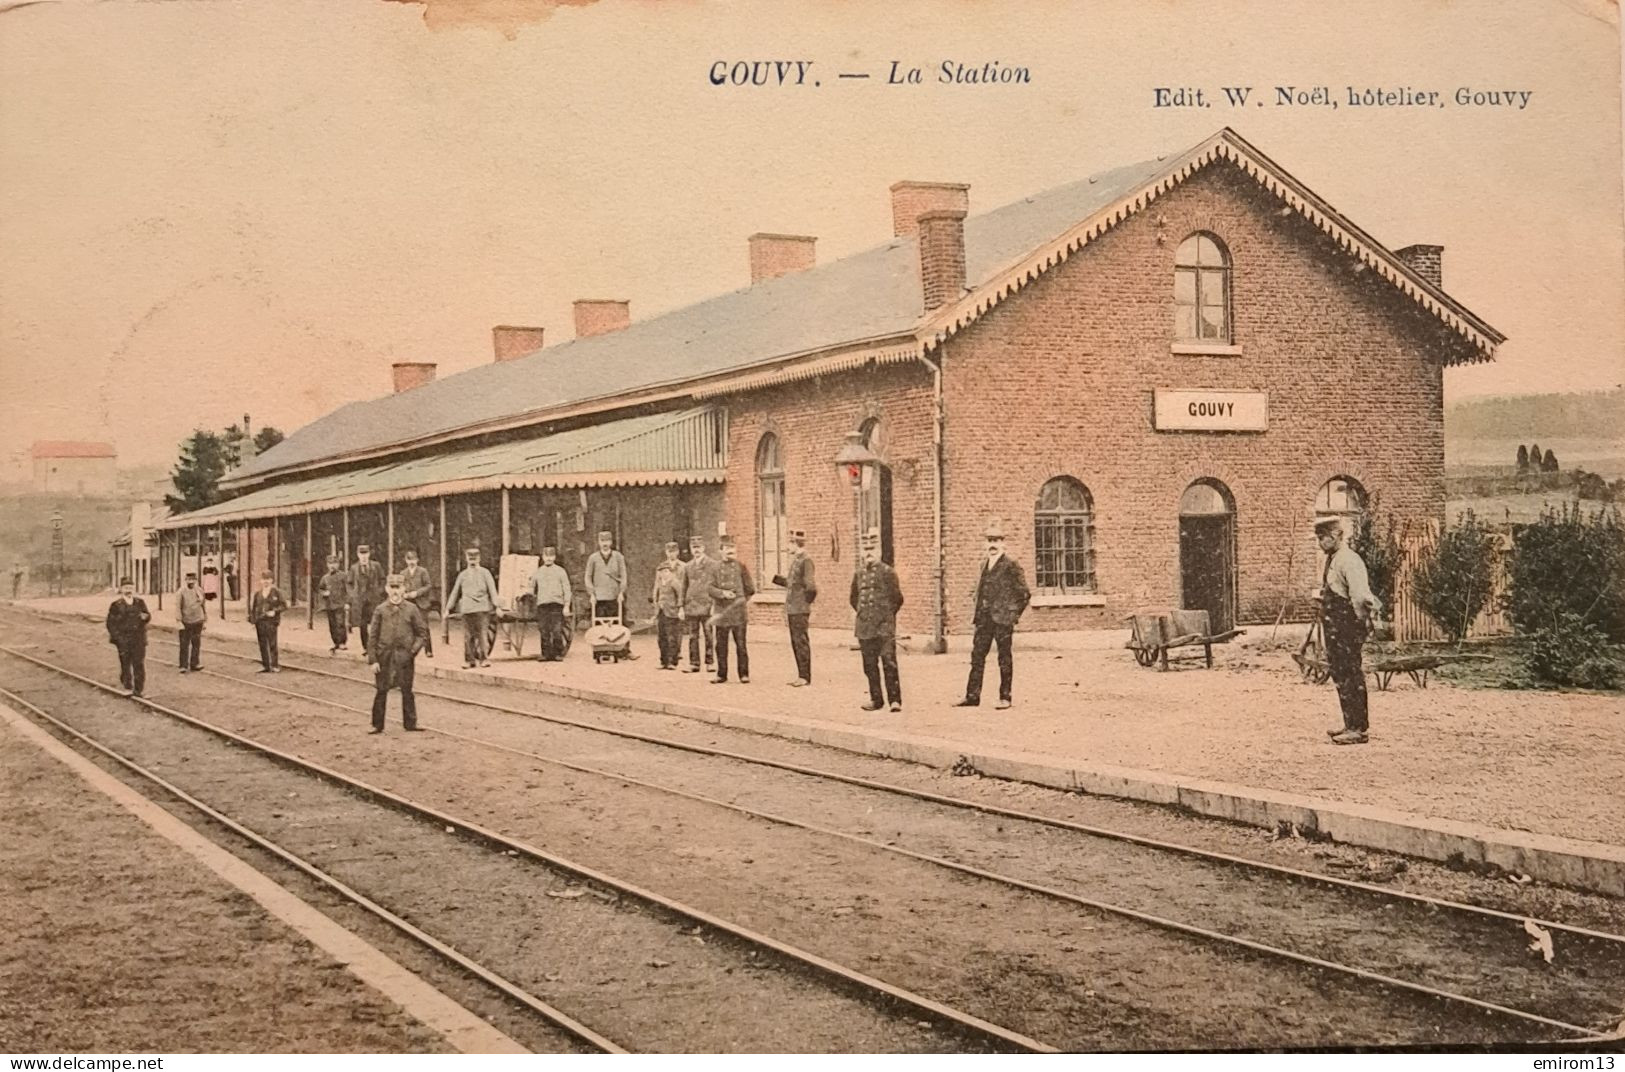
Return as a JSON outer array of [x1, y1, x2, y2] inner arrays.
[[492, 325, 545, 362], [748, 233, 816, 284], [917, 208, 967, 311], [391, 362, 436, 394], [573, 299, 630, 339], [890, 180, 969, 238], [1394, 244, 1444, 289]]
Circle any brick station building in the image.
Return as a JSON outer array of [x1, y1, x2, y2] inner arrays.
[[158, 128, 1501, 647]]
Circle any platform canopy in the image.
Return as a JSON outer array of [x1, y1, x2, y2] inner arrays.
[[157, 407, 725, 530]]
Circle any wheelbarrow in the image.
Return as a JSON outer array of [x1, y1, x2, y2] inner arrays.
[[1124, 609, 1245, 670]]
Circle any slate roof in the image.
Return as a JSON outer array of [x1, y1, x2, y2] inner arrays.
[[231, 129, 1502, 487], [230, 156, 1175, 485]]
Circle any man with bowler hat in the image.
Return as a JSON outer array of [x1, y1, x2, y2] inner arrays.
[[956, 519, 1030, 710], [850, 528, 904, 712], [367, 574, 428, 734], [773, 527, 817, 686], [1316, 516, 1379, 745]]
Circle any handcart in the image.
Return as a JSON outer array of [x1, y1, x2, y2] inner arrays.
[[1124, 608, 1245, 671]]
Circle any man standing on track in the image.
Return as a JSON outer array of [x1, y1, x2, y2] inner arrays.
[[349, 544, 387, 657], [318, 554, 351, 653], [955, 520, 1030, 711], [105, 576, 150, 698], [680, 535, 717, 674], [248, 570, 287, 673], [399, 549, 435, 659], [850, 529, 904, 712], [367, 574, 428, 734], [176, 571, 207, 673], [774, 528, 817, 687], [1317, 516, 1379, 745], [446, 545, 499, 669]]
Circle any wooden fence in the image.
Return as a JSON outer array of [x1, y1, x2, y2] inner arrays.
[[1389, 520, 1511, 643]]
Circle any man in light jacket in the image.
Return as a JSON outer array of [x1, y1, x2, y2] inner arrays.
[[585, 529, 635, 658], [446, 546, 499, 669], [530, 545, 572, 662], [175, 572, 207, 672]]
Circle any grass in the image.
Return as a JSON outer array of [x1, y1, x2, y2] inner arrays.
[[1364, 635, 1625, 693]]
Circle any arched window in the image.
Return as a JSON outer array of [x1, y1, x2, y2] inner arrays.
[[1313, 476, 1367, 537], [1174, 232, 1232, 343], [757, 433, 789, 585], [1034, 477, 1095, 592]]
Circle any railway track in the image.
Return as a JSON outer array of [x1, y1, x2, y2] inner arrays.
[[5, 608, 1623, 1046], [0, 650, 1049, 1053]]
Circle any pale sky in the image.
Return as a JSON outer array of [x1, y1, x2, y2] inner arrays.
[[1, 0, 1621, 474]]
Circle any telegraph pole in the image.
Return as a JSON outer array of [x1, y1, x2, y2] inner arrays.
[[50, 509, 64, 596]]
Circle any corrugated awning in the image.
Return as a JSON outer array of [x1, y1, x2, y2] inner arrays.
[[158, 407, 726, 529]]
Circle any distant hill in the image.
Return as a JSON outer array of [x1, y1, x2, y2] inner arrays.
[[1446, 388, 1624, 441]]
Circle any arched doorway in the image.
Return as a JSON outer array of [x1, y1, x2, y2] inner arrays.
[[1179, 479, 1237, 632], [858, 418, 894, 564]]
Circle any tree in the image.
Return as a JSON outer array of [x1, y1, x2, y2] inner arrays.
[[1516, 444, 1530, 472], [1349, 493, 1403, 629], [1503, 503, 1625, 643], [1530, 442, 1543, 470], [254, 426, 285, 454], [165, 430, 232, 513], [1542, 448, 1558, 473], [1413, 511, 1497, 644]]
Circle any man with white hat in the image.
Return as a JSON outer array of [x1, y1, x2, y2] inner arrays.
[[956, 519, 1030, 710], [1316, 516, 1379, 745], [774, 526, 817, 686]]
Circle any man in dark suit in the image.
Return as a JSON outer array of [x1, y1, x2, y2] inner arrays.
[[367, 574, 429, 734], [773, 527, 817, 686], [850, 528, 904, 712], [247, 570, 287, 672], [349, 543, 387, 656], [105, 577, 150, 697], [956, 519, 1031, 710], [399, 549, 435, 659]]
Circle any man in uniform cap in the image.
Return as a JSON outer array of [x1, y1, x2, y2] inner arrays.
[[446, 545, 499, 668], [680, 534, 718, 672], [399, 549, 435, 659], [773, 527, 817, 686], [956, 519, 1030, 710], [652, 541, 685, 669], [105, 576, 150, 697], [707, 535, 754, 683], [349, 543, 387, 656], [176, 571, 208, 671], [248, 570, 287, 673], [367, 573, 428, 734], [530, 545, 572, 662], [850, 528, 904, 712], [317, 554, 351, 653], [1316, 516, 1379, 745], [586, 529, 635, 658]]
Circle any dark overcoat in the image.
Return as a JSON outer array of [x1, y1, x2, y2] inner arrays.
[[368, 601, 428, 689], [849, 561, 903, 639], [972, 554, 1031, 628]]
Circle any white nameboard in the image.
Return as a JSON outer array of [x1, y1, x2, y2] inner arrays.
[[1153, 389, 1268, 432]]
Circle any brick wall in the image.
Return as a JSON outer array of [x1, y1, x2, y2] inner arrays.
[[935, 161, 1454, 633], [721, 362, 938, 635]]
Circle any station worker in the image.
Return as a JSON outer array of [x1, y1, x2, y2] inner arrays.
[[850, 528, 904, 712], [367, 573, 429, 734], [707, 535, 755, 684], [773, 527, 817, 687], [956, 519, 1031, 711], [529, 545, 572, 662], [317, 554, 352, 653], [680, 535, 719, 673], [248, 570, 287, 673], [446, 545, 499, 669], [175, 571, 207, 672], [105, 576, 150, 698], [585, 529, 630, 621], [398, 549, 435, 659], [349, 543, 387, 656], [652, 541, 686, 670], [1317, 517, 1380, 745]]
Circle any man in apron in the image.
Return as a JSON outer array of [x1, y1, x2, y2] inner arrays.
[[1316, 517, 1380, 745]]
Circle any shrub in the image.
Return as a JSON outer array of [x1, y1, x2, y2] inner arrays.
[[1350, 493, 1402, 621], [1413, 511, 1497, 643], [1524, 612, 1622, 689], [1503, 503, 1625, 643]]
